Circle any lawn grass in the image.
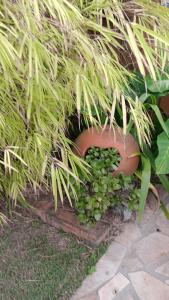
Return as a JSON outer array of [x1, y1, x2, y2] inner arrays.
[[0, 216, 108, 300]]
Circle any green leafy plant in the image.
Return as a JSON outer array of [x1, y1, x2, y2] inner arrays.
[[74, 147, 140, 224], [0, 1, 169, 222], [127, 70, 169, 220], [128, 70, 169, 104], [155, 119, 169, 174], [134, 74, 169, 176]]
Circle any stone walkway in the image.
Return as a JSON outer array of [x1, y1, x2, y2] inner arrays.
[[71, 187, 169, 300]]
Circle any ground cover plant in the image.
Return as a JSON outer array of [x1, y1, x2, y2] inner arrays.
[[74, 147, 140, 224], [0, 1, 169, 220]]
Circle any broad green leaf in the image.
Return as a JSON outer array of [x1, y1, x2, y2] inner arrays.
[[138, 155, 151, 222], [158, 174, 169, 193], [155, 125, 169, 174], [148, 80, 169, 93], [143, 144, 169, 193]]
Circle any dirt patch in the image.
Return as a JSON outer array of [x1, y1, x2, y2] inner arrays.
[[0, 213, 73, 252]]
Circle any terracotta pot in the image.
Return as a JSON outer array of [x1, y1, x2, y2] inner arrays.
[[160, 95, 169, 116], [73, 126, 140, 176]]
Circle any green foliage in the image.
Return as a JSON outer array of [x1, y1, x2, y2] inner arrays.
[[128, 70, 169, 105], [0, 0, 169, 219], [155, 120, 169, 174], [132, 75, 169, 175], [74, 147, 140, 224], [128, 189, 141, 211], [143, 144, 169, 193], [138, 155, 151, 221], [128, 69, 169, 217], [148, 80, 169, 94]]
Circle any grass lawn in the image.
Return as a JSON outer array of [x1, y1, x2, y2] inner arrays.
[[0, 214, 108, 300]]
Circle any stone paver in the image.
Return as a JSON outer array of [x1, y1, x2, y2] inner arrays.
[[121, 256, 143, 273], [98, 273, 129, 300], [72, 189, 169, 300], [113, 291, 135, 300], [115, 222, 141, 247], [129, 271, 169, 300], [156, 261, 169, 277], [135, 232, 169, 264]]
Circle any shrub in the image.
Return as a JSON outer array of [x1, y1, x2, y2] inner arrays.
[[0, 1, 168, 219]]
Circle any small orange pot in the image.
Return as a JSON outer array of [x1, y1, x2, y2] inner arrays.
[[160, 95, 169, 116], [73, 126, 140, 176]]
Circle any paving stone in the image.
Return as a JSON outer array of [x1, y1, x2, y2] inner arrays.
[[98, 273, 129, 300], [156, 261, 169, 277], [121, 293, 134, 300], [104, 242, 127, 261], [135, 232, 169, 264], [129, 271, 169, 300], [71, 242, 126, 300], [115, 222, 142, 247], [114, 292, 135, 300], [121, 256, 143, 273], [156, 205, 169, 236]]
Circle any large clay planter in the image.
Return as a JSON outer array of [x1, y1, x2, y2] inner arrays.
[[74, 126, 140, 176], [160, 95, 169, 116]]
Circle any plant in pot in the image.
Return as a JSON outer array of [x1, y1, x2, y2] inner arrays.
[[74, 69, 169, 222], [72, 122, 141, 223], [72, 146, 140, 224], [74, 126, 140, 176]]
